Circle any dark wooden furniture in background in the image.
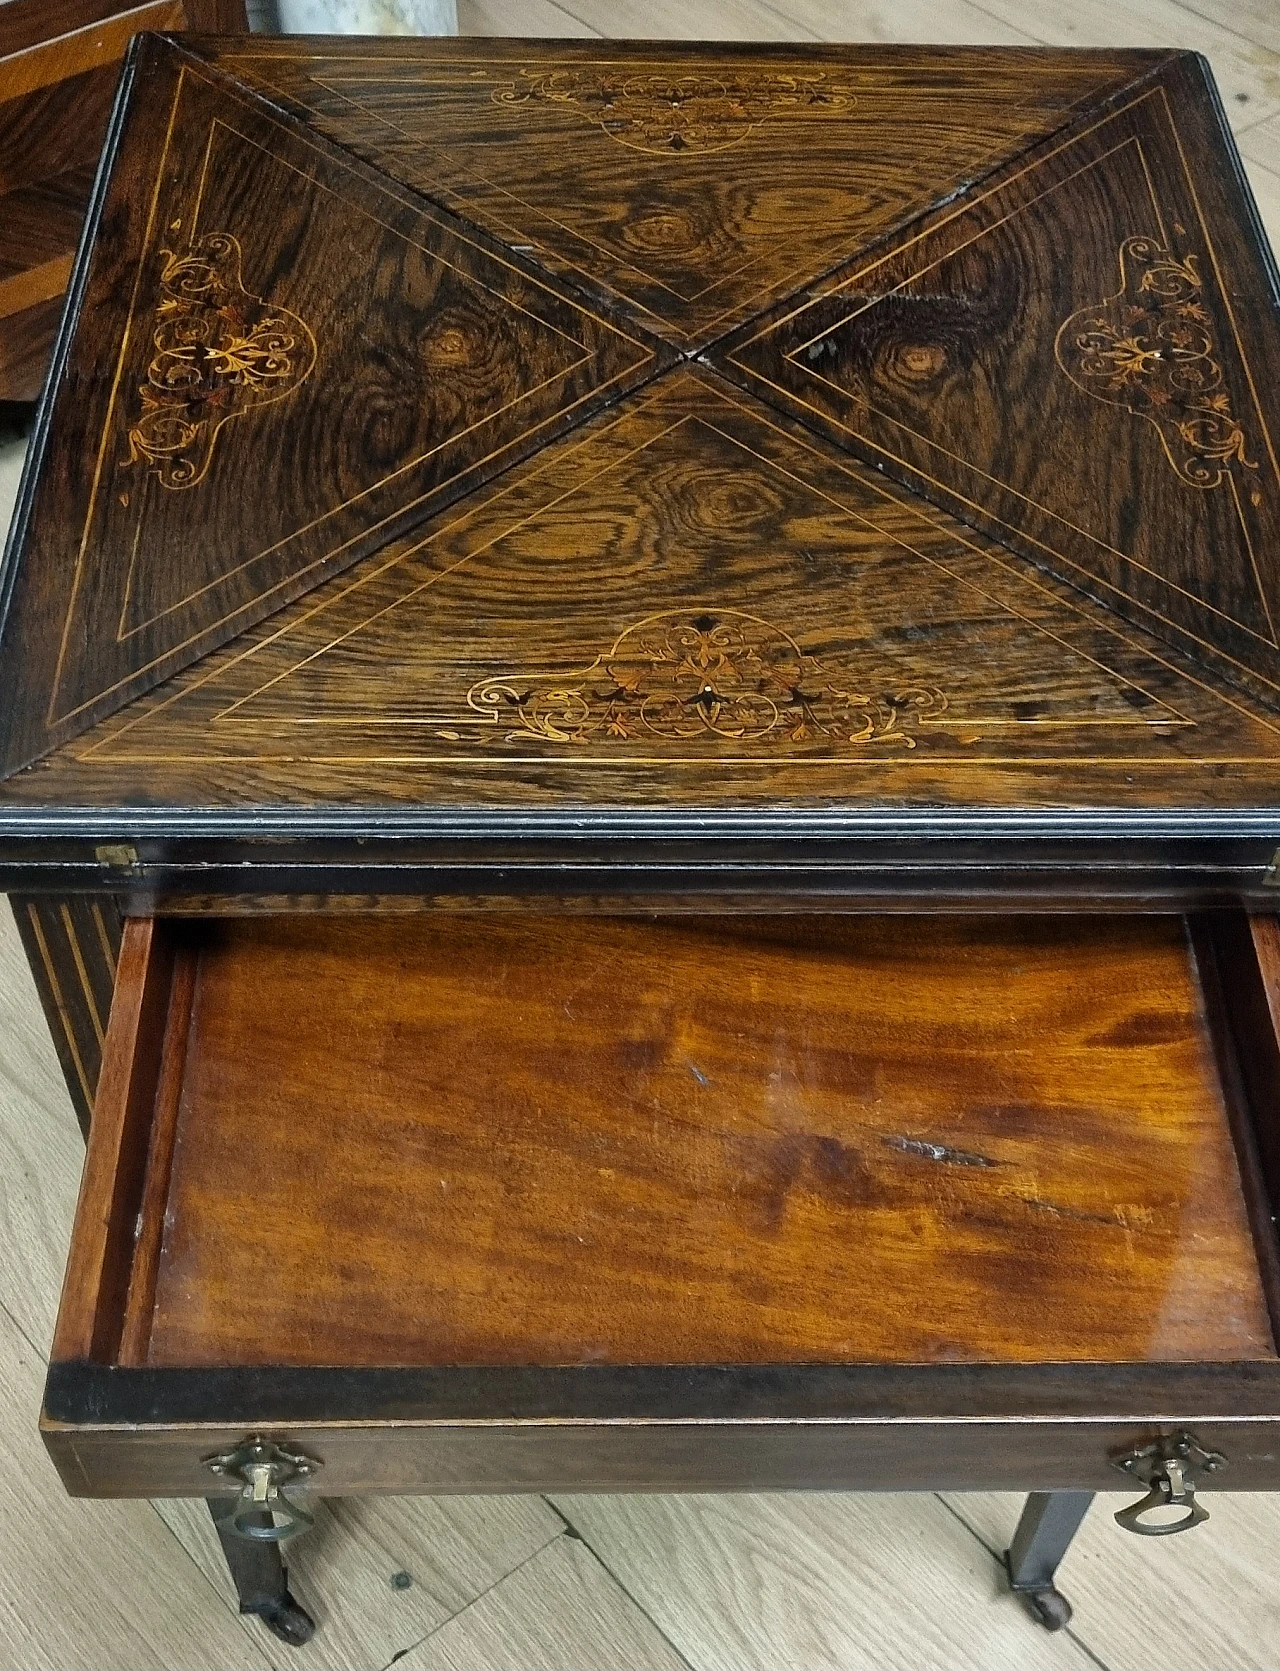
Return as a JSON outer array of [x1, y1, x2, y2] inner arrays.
[[0, 0, 246, 402], [4, 34, 1280, 1647]]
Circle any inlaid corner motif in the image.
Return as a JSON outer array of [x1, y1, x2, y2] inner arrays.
[[464, 611, 946, 749], [124, 233, 317, 490], [490, 69, 854, 155], [1055, 235, 1257, 492]]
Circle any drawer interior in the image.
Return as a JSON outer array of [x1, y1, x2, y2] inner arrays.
[[53, 912, 1280, 1373]]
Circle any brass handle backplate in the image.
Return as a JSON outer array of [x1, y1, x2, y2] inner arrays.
[[1111, 1431, 1226, 1537], [204, 1437, 319, 1543]]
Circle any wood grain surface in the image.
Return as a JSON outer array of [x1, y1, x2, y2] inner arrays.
[[723, 52, 1280, 700], [11, 2, 1280, 1664], [18, 366, 1280, 822], [947, 1487, 1280, 1671], [0, 34, 665, 775], [209, 37, 1169, 350], [154, 1491, 566, 1671], [0, 1306, 275, 1671], [48, 914, 174, 1364], [76, 911, 1273, 1369], [2, 39, 1280, 893], [10, 893, 121, 1134], [552, 1491, 1097, 1671], [394, 1535, 689, 1671], [0, 295, 66, 400]]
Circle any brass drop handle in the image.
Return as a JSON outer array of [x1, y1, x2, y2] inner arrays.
[[1112, 1431, 1225, 1537], [204, 1438, 319, 1542]]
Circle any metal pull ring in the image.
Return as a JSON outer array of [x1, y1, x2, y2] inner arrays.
[[1111, 1431, 1225, 1539], [229, 1460, 316, 1542], [1113, 1474, 1210, 1537], [205, 1438, 319, 1544]]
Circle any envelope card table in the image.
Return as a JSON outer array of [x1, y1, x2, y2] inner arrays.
[[3, 35, 1280, 1645]]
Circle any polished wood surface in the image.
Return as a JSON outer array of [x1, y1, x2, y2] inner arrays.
[[63, 911, 1273, 1370], [13, 1, 1280, 1659], [0, 297, 65, 401], [21, 367, 1280, 825], [212, 37, 1167, 351], [39, 1399, 1280, 1499], [3, 40, 1280, 900], [1193, 910, 1280, 1324], [723, 52, 1280, 699], [0, 34, 664, 774], [0, 0, 246, 403], [49, 913, 176, 1364]]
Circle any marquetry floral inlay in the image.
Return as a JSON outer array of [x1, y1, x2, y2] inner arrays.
[[1054, 235, 1256, 490], [465, 610, 946, 748], [491, 68, 854, 154], [125, 233, 317, 489]]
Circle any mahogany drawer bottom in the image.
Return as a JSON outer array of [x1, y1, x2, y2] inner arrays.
[[42, 910, 1280, 1500]]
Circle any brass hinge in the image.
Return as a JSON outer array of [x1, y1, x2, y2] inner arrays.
[[94, 843, 138, 873]]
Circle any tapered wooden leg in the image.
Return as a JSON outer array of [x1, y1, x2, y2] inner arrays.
[[1004, 1490, 1094, 1631], [207, 1498, 317, 1647]]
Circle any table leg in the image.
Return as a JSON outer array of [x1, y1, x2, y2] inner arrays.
[[1003, 1490, 1094, 1630], [207, 1497, 317, 1647]]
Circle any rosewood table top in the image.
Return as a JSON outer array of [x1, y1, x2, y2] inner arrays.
[[1, 37, 1279, 897]]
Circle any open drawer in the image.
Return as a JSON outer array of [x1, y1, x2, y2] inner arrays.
[[42, 910, 1280, 1502]]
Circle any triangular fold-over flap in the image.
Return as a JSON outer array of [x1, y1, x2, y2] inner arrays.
[[719, 53, 1280, 702], [0, 36, 665, 777], [18, 368, 1280, 822], [207, 37, 1173, 351]]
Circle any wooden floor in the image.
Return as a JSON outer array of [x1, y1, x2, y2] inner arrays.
[[4, 0, 1280, 1665]]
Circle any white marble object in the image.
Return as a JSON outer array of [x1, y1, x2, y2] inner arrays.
[[274, 0, 457, 34]]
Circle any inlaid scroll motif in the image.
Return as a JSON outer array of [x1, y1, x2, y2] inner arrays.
[[465, 610, 945, 748], [491, 69, 854, 155], [1054, 235, 1257, 491], [125, 233, 317, 489]]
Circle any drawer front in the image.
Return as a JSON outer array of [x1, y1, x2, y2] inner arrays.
[[43, 909, 1280, 1500], [42, 1414, 1280, 1500]]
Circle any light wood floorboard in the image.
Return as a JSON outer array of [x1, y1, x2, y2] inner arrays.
[[549, 1491, 1100, 1671], [959, 0, 1280, 122], [1179, 0, 1280, 57], [943, 1491, 1280, 1671], [397, 1535, 692, 1671], [455, 0, 600, 37], [4, 3, 1280, 1667], [0, 904, 87, 1352], [0, 1300, 274, 1671], [153, 1493, 566, 1671], [513, 0, 1038, 46]]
